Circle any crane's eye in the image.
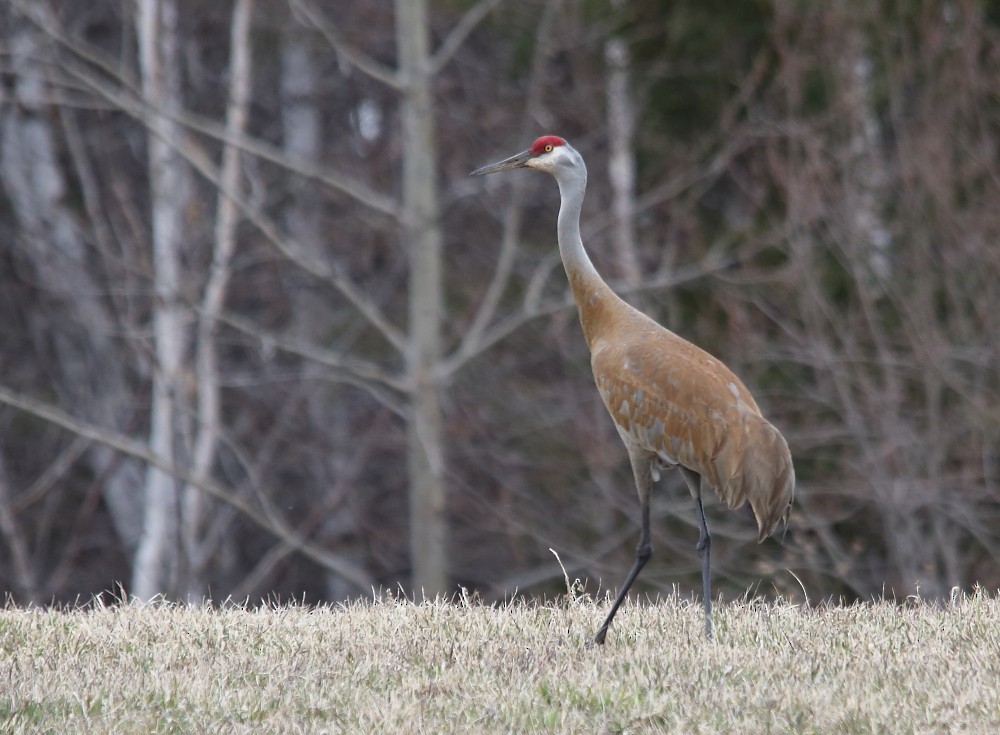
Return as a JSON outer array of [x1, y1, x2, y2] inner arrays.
[[544, 144, 553, 153]]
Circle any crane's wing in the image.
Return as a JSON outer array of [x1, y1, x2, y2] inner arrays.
[[590, 316, 794, 541]]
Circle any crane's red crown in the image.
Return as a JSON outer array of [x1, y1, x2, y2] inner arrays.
[[530, 135, 567, 156]]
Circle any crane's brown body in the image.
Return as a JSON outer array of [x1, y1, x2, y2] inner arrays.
[[575, 267, 794, 543], [472, 135, 794, 644]]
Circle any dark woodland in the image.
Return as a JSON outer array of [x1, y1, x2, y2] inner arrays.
[[1, 0, 998, 607]]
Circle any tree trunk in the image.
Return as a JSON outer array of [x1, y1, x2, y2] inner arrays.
[[280, 18, 365, 602], [133, 0, 190, 602], [842, 29, 891, 282], [181, 0, 254, 602], [0, 16, 146, 562], [604, 4, 641, 288], [396, 0, 448, 598]]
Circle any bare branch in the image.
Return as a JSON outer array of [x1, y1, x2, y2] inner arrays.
[[211, 307, 408, 398], [65, 62, 407, 354], [0, 456, 41, 603], [289, 0, 400, 89], [447, 0, 559, 374], [9, 0, 400, 218], [12, 436, 91, 513], [440, 249, 745, 379], [0, 384, 374, 591], [428, 0, 505, 76], [230, 410, 388, 601], [182, 0, 255, 598], [175, 132, 406, 354], [9, 0, 407, 357]]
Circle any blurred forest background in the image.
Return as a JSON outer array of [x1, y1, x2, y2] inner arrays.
[[1, 0, 998, 608]]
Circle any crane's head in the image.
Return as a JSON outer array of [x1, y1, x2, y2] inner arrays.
[[470, 135, 577, 177]]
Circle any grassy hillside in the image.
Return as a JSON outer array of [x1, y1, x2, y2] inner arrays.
[[2, 593, 998, 733]]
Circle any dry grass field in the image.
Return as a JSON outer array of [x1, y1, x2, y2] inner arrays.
[[2, 591, 999, 734]]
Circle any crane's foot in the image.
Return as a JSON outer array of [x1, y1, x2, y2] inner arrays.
[[592, 626, 608, 646]]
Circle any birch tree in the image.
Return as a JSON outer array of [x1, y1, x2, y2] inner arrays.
[[180, 0, 254, 602], [132, 0, 191, 601], [0, 9, 146, 570], [604, 0, 640, 287]]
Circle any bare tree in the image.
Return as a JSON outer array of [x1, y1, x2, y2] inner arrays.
[[131, 0, 192, 601], [396, 0, 447, 597], [181, 0, 254, 601], [604, 0, 640, 287], [2, 0, 998, 608], [0, 7, 145, 571], [297, 0, 501, 596]]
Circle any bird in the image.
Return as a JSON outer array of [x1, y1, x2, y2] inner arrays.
[[471, 135, 794, 644]]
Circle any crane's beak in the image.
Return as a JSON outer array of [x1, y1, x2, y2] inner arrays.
[[470, 149, 532, 176]]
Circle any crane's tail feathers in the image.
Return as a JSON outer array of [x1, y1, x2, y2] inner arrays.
[[713, 415, 795, 543], [747, 417, 795, 542]]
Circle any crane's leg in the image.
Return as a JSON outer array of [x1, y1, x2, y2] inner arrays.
[[681, 468, 712, 639], [593, 455, 653, 645], [593, 500, 650, 645], [695, 493, 713, 639]]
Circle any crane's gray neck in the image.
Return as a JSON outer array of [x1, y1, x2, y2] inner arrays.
[[555, 166, 602, 288], [553, 156, 621, 347]]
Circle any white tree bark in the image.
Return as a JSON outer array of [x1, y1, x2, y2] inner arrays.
[[133, 0, 191, 602], [0, 17, 146, 558], [281, 32, 324, 251], [843, 31, 891, 282], [397, 0, 448, 598], [181, 0, 254, 602], [604, 9, 641, 287]]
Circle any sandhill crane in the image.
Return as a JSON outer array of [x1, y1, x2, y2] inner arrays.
[[472, 135, 794, 643]]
